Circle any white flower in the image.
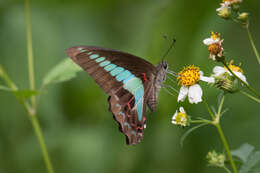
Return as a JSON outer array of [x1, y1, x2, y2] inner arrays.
[[216, 2, 230, 12], [203, 32, 224, 61], [213, 65, 247, 84], [177, 66, 215, 104], [172, 107, 189, 127]]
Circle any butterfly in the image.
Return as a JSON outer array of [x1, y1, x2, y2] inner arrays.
[[66, 46, 168, 145]]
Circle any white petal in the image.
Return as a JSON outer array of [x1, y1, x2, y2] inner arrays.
[[203, 38, 214, 45], [171, 111, 178, 124], [177, 86, 188, 102], [233, 71, 248, 84], [200, 71, 215, 83], [188, 84, 203, 104], [200, 76, 215, 83], [213, 66, 226, 76], [179, 107, 185, 113]]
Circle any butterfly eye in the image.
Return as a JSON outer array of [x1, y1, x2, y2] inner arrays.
[[162, 61, 168, 69]]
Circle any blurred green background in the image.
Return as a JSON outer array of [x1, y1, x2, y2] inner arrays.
[[0, 0, 260, 173]]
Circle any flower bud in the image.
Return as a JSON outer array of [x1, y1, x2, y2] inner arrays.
[[206, 150, 226, 167], [238, 12, 249, 23], [218, 7, 231, 19]]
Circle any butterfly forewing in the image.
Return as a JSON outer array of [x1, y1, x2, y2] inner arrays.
[[66, 46, 156, 145]]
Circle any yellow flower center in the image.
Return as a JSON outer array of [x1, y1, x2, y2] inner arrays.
[[178, 65, 200, 86], [225, 60, 243, 73], [177, 65, 200, 86], [211, 32, 221, 40], [175, 112, 188, 126]]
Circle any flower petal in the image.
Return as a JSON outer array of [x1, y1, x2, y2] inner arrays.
[[203, 38, 214, 45], [213, 66, 226, 76], [233, 71, 248, 84], [188, 84, 203, 104], [200, 76, 215, 83], [200, 71, 215, 83], [171, 111, 178, 124], [178, 86, 188, 102], [179, 107, 185, 113]]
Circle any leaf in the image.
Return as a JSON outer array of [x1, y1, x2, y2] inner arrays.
[[231, 143, 255, 163], [13, 90, 39, 99], [180, 123, 208, 147], [239, 151, 260, 173], [0, 85, 39, 99], [0, 85, 11, 91], [42, 58, 82, 86]]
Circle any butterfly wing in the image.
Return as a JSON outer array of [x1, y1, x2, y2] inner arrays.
[[66, 46, 156, 145]]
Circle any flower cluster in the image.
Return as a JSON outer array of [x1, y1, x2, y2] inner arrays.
[[216, 0, 249, 26], [171, 31, 248, 127], [206, 150, 226, 168]]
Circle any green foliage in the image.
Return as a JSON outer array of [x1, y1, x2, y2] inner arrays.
[[0, 85, 39, 99], [231, 143, 260, 173], [42, 58, 82, 86]]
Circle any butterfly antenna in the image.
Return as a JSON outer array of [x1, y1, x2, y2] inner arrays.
[[161, 37, 176, 61]]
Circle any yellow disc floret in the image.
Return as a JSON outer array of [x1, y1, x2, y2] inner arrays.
[[211, 32, 221, 40], [178, 65, 200, 86], [225, 60, 243, 73], [175, 112, 188, 127]]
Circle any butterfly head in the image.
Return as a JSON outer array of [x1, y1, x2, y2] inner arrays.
[[154, 61, 168, 88]]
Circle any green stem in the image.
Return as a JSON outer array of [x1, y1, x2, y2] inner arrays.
[[30, 114, 54, 173], [0, 64, 18, 90], [221, 60, 260, 98], [240, 90, 260, 103], [202, 97, 215, 121], [246, 26, 260, 64], [190, 120, 213, 124], [215, 124, 238, 173], [223, 165, 232, 173], [25, 0, 36, 107], [24, 0, 54, 172]]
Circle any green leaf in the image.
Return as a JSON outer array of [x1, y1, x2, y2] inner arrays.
[[0, 85, 12, 91], [13, 90, 39, 99], [240, 151, 260, 173], [42, 58, 82, 86], [180, 123, 208, 147], [231, 143, 255, 163], [0, 85, 39, 99]]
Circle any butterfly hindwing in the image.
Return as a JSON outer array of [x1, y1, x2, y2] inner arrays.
[[66, 46, 156, 145]]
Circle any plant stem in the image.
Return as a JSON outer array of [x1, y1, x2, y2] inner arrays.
[[25, 0, 36, 107], [202, 97, 215, 121], [30, 114, 54, 173], [223, 165, 232, 173], [246, 26, 260, 64], [240, 90, 260, 103], [215, 124, 238, 173], [24, 0, 54, 172], [221, 60, 260, 98]]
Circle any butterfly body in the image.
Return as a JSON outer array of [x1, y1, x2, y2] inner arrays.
[[66, 46, 167, 145]]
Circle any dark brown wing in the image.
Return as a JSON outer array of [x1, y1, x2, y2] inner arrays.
[[66, 46, 155, 95], [66, 46, 156, 145]]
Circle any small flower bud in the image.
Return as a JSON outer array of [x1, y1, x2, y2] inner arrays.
[[218, 7, 231, 19], [206, 150, 226, 168], [214, 73, 239, 93], [238, 12, 249, 23]]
